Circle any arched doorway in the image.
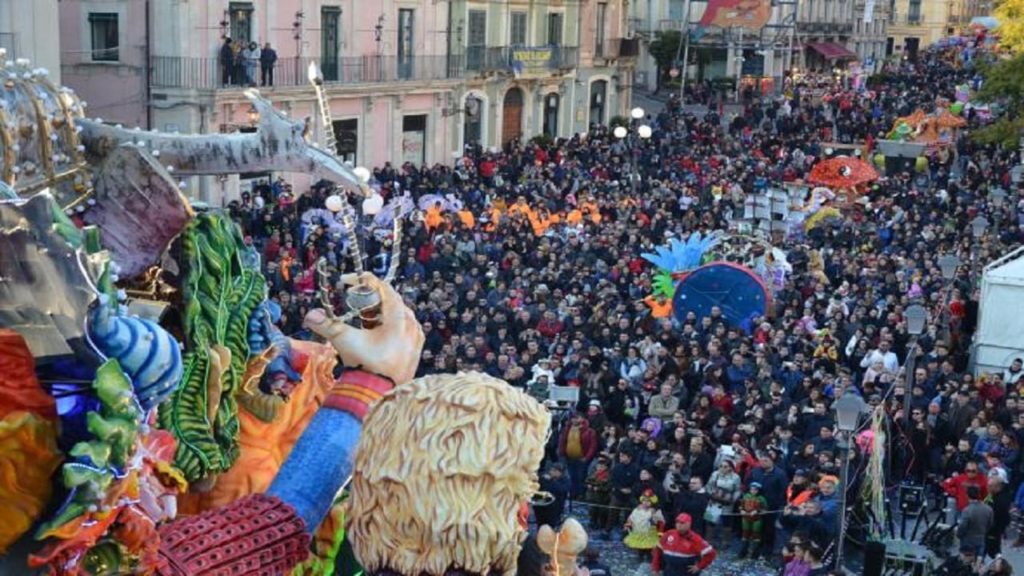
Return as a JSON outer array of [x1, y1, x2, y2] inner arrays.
[[543, 93, 560, 138], [502, 88, 524, 145], [589, 80, 607, 127], [463, 95, 484, 148]]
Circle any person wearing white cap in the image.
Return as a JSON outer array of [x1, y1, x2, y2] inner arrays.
[[987, 468, 1012, 557]]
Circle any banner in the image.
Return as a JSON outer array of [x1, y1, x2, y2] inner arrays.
[[698, 0, 772, 30], [864, 0, 876, 23], [402, 130, 425, 165], [511, 47, 554, 78]]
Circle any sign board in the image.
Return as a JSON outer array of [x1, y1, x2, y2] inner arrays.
[[511, 47, 554, 78]]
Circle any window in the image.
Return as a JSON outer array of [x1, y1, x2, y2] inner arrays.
[[907, 0, 921, 22], [547, 13, 563, 46], [398, 8, 415, 79], [321, 7, 341, 81], [89, 13, 119, 62], [511, 12, 527, 45], [595, 4, 607, 56], [229, 2, 254, 44], [467, 10, 487, 70], [333, 119, 358, 164]]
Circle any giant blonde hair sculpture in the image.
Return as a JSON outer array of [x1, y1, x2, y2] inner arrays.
[[347, 371, 551, 576]]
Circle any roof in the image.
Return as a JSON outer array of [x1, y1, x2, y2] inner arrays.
[[807, 42, 858, 60], [986, 252, 1024, 287]]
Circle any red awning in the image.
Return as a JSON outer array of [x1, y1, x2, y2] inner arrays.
[[807, 42, 858, 60]]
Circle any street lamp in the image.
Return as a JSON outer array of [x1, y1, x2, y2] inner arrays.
[[971, 215, 989, 239], [613, 126, 628, 139], [991, 187, 1007, 237], [325, 194, 345, 213], [902, 303, 928, 429], [637, 125, 653, 139], [362, 191, 384, 216], [630, 106, 645, 120], [833, 392, 865, 571], [906, 304, 927, 335], [937, 254, 960, 342], [938, 254, 960, 280]]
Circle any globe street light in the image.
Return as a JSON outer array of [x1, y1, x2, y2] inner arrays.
[[637, 125, 653, 139], [631, 106, 645, 120], [613, 126, 628, 139]]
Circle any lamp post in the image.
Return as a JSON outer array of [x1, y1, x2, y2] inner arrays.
[[902, 304, 928, 433], [615, 113, 652, 194], [971, 216, 989, 289], [833, 392, 866, 571], [938, 254, 960, 342], [990, 187, 1007, 238]]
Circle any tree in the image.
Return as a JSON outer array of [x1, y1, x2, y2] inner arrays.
[[994, 0, 1024, 54], [973, 53, 1024, 147], [648, 30, 683, 86]]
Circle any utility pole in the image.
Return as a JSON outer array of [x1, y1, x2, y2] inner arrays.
[[679, 0, 694, 101], [735, 26, 744, 102]]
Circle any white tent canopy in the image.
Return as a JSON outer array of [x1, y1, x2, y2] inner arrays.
[[974, 246, 1024, 376]]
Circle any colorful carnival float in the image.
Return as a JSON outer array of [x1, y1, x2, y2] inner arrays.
[[0, 56, 567, 576]]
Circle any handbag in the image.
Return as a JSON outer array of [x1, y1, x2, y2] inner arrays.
[[703, 502, 723, 525]]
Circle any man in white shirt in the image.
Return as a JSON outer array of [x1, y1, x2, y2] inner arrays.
[[1005, 358, 1023, 387], [860, 339, 900, 374]]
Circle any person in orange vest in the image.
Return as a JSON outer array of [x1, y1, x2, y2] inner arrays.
[[643, 295, 673, 318], [482, 204, 502, 232], [424, 201, 444, 232], [785, 469, 815, 509], [580, 198, 601, 224], [457, 207, 475, 229], [566, 208, 584, 225]]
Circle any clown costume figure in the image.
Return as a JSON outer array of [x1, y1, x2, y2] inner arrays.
[[624, 489, 666, 561]]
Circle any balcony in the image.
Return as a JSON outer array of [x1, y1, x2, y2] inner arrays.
[[594, 38, 638, 60], [463, 45, 578, 75], [150, 55, 463, 90], [797, 21, 855, 35], [889, 12, 924, 25]]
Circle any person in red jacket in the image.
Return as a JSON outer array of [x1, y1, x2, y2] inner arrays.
[[943, 461, 988, 511], [559, 412, 599, 499], [652, 513, 717, 575]]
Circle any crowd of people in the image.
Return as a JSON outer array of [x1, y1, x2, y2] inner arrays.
[[227, 46, 1024, 576]]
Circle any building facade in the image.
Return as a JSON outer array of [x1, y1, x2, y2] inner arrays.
[[58, 0, 636, 204], [885, 0, 958, 60], [625, 0, 886, 96], [1, 0, 61, 83], [795, 0, 887, 73]]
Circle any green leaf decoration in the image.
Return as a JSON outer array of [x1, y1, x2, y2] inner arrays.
[[157, 213, 267, 482], [69, 440, 112, 469], [652, 271, 677, 299], [36, 358, 139, 539]]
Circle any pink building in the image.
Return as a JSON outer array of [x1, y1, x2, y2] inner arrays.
[[58, 0, 635, 203]]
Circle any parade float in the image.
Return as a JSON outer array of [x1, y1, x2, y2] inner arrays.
[[641, 232, 788, 331], [875, 100, 968, 174], [0, 56, 562, 576]]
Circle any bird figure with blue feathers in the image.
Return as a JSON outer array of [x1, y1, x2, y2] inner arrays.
[[641, 232, 723, 298]]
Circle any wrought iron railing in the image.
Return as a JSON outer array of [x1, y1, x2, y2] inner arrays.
[[150, 55, 465, 89]]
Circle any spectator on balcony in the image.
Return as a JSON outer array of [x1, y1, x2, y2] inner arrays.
[[220, 38, 234, 86], [260, 43, 277, 87], [243, 41, 261, 87]]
